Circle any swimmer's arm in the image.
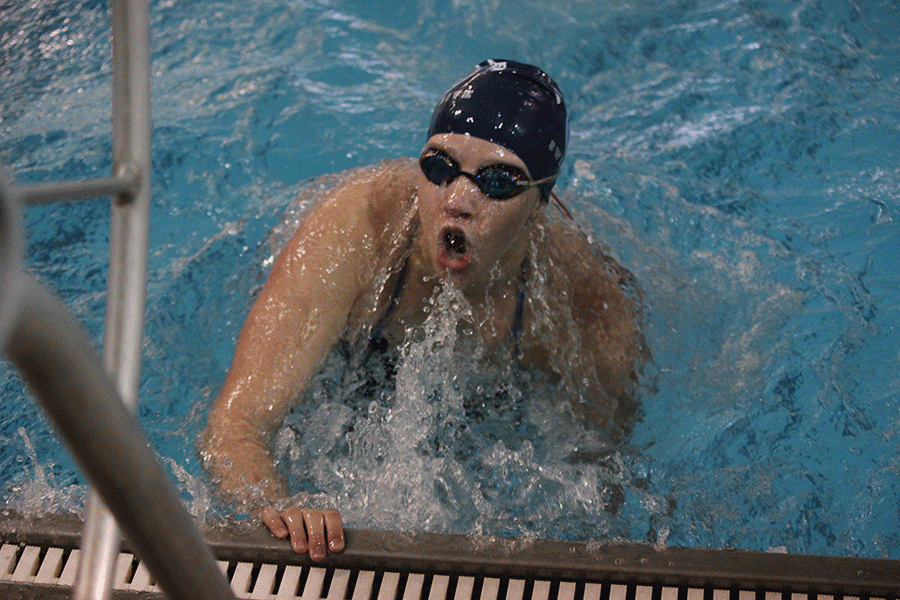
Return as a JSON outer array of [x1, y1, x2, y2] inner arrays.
[[543, 221, 646, 430], [201, 178, 377, 555], [574, 257, 647, 427]]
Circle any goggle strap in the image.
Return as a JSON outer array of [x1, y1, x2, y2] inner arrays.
[[551, 191, 574, 220], [531, 172, 573, 219]]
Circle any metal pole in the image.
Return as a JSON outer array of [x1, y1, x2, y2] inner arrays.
[[0, 173, 23, 351], [3, 275, 235, 600], [16, 173, 138, 205], [105, 0, 152, 386], [76, 0, 153, 597]]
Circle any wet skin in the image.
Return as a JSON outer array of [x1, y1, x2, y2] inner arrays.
[[415, 134, 542, 295]]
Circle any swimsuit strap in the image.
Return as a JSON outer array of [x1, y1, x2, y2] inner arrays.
[[371, 241, 528, 361], [369, 250, 411, 344], [512, 257, 527, 360], [368, 219, 421, 345], [384, 253, 410, 326]]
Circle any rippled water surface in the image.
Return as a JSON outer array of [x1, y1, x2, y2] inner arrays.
[[1, 0, 898, 558]]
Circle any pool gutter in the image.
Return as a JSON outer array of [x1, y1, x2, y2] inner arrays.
[[2, 512, 898, 598]]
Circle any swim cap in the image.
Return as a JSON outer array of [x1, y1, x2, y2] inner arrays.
[[427, 59, 568, 200]]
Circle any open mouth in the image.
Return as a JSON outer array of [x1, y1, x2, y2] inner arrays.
[[444, 228, 467, 255], [438, 226, 470, 272]]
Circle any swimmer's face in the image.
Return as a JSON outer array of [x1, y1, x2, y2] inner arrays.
[[416, 133, 543, 290]]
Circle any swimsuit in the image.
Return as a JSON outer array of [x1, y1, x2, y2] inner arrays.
[[369, 251, 527, 358]]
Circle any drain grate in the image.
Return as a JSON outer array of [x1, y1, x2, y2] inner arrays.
[[1, 541, 895, 600], [2, 515, 899, 600]]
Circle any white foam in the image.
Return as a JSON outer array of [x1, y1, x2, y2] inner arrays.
[[3, 428, 86, 517]]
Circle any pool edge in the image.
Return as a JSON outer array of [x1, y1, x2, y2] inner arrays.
[[1, 512, 898, 596]]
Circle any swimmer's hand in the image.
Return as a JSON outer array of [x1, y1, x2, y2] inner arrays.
[[261, 506, 345, 561]]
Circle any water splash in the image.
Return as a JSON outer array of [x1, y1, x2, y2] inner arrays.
[[164, 457, 216, 527], [3, 428, 86, 517], [271, 278, 670, 542]]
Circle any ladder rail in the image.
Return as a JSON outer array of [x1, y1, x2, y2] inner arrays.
[[79, 0, 153, 597], [3, 274, 234, 600], [16, 172, 138, 206], [0, 1, 236, 598]]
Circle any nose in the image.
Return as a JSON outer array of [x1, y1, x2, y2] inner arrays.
[[442, 176, 479, 219]]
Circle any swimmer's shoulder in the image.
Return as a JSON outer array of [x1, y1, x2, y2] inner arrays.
[[298, 158, 417, 239], [368, 157, 419, 216], [541, 213, 644, 352], [317, 157, 416, 213], [540, 214, 648, 405], [344, 158, 419, 247], [545, 216, 638, 301]]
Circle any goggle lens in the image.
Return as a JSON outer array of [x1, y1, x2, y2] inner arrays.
[[419, 151, 533, 200], [420, 152, 459, 185]]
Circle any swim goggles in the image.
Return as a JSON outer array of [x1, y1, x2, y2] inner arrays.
[[419, 149, 558, 201]]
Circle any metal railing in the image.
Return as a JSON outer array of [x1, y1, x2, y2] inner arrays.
[[0, 1, 235, 599]]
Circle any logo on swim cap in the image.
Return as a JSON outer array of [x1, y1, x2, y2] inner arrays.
[[480, 59, 565, 106], [428, 59, 568, 199]]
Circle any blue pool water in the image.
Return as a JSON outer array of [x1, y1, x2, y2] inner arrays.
[[2, 0, 899, 558]]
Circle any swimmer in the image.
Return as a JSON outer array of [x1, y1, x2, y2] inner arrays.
[[200, 60, 647, 561]]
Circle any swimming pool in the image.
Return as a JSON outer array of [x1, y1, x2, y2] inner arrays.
[[1, 0, 898, 560]]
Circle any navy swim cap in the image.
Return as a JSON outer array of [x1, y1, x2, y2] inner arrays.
[[427, 59, 568, 200]]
